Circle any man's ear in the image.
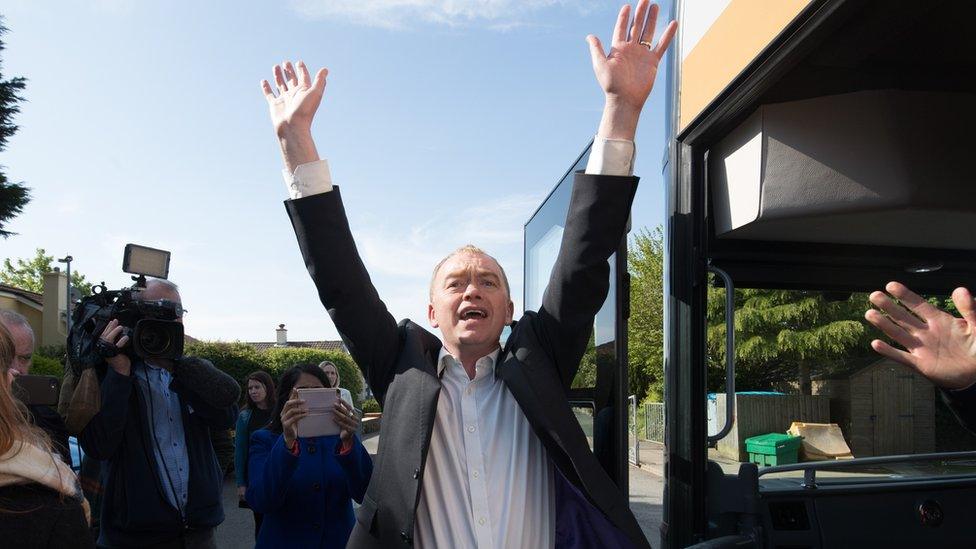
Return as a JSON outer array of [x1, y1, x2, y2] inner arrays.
[[428, 303, 439, 328], [506, 300, 515, 325]]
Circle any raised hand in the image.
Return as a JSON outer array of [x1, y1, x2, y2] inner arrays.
[[865, 282, 976, 390], [587, 1, 677, 140], [260, 60, 328, 173], [99, 318, 132, 376]]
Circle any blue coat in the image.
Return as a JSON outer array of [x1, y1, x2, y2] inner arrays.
[[246, 430, 372, 549], [234, 409, 252, 487]]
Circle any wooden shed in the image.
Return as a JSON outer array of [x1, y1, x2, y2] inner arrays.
[[812, 358, 934, 458]]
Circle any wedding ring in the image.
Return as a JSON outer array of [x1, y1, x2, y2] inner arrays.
[[639, 40, 654, 50]]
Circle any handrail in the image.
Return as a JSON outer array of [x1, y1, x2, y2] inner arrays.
[[707, 263, 735, 445]]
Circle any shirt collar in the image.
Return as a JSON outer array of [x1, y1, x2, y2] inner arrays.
[[437, 347, 500, 379]]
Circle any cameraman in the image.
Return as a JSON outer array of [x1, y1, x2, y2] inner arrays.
[[78, 279, 240, 549]]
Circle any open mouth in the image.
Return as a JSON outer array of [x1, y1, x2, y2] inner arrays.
[[459, 307, 488, 321]]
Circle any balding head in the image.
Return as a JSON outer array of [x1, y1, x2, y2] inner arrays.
[[139, 279, 183, 322], [0, 310, 35, 376], [430, 245, 510, 301]]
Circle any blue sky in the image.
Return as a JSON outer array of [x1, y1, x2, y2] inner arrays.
[[1, 0, 672, 343]]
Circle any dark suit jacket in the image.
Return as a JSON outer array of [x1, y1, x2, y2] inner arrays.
[[285, 172, 647, 548]]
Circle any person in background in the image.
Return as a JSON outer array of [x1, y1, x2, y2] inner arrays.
[[246, 363, 371, 548], [317, 361, 352, 407], [234, 370, 276, 538], [0, 310, 70, 464], [0, 322, 92, 548]]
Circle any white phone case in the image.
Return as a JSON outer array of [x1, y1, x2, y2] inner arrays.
[[296, 388, 341, 438]]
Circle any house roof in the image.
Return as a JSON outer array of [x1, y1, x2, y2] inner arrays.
[[246, 340, 347, 353], [0, 283, 43, 307]]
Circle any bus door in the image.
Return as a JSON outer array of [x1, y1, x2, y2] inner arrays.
[[664, 0, 976, 547], [524, 145, 632, 492]]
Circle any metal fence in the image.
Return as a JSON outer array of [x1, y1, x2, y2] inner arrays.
[[644, 402, 665, 443], [628, 395, 640, 466]]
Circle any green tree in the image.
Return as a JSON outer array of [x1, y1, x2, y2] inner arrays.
[[0, 18, 29, 238], [707, 288, 875, 393], [0, 248, 92, 296], [628, 227, 664, 402]]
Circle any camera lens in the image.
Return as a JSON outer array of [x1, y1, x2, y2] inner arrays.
[[138, 325, 172, 355]]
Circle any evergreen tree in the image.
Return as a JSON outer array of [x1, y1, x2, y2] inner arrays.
[[0, 17, 29, 238], [706, 287, 875, 393], [1, 248, 91, 296]]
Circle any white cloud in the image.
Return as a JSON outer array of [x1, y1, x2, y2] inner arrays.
[[287, 0, 595, 29]]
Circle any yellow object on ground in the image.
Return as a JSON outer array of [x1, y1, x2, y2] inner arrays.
[[788, 422, 854, 460]]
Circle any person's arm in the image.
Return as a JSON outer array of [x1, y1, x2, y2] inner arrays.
[[261, 61, 401, 400], [334, 435, 372, 504], [244, 430, 299, 514], [78, 368, 134, 460], [168, 357, 240, 430], [866, 281, 976, 432], [538, 1, 675, 387], [234, 411, 249, 488]]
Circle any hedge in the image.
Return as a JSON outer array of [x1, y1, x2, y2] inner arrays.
[[31, 341, 365, 409], [184, 341, 364, 408]]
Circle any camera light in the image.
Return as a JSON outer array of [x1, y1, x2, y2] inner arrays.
[[123, 244, 171, 279]]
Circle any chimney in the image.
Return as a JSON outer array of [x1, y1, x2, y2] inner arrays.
[[42, 269, 68, 347], [276, 324, 287, 346]]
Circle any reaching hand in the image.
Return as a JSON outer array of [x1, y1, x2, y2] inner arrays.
[[865, 281, 976, 390], [261, 60, 328, 138], [587, 1, 677, 117]]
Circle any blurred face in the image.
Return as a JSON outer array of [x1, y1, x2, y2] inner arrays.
[[294, 372, 325, 390], [321, 364, 338, 388], [247, 379, 267, 406], [428, 252, 514, 356], [3, 322, 34, 377]]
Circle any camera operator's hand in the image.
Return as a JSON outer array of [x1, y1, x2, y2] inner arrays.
[[99, 319, 131, 376], [334, 398, 359, 443], [281, 388, 308, 449]]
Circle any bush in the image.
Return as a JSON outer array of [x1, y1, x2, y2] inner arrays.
[[31, 354, 64, 379], [361, 398, 381, 414], [184, 341, 365, 408]]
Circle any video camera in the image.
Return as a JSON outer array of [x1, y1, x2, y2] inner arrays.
[[68, 244, 185, 375]]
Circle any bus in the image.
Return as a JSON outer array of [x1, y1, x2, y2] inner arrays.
[[528, 1, 976, 547]]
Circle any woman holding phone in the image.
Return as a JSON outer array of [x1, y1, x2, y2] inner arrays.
[[246, 363, 372, 549]]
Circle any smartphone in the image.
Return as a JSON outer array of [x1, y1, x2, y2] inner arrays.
[[12, 375, 60, 407], [296, 387, 341, 438]]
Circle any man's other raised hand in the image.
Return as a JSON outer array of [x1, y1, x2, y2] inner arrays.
[[588, 1, 677, 141], [261, 60, 328, 174], [866, 282, 976, 390]]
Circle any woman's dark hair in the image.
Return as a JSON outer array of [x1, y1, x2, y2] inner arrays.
[[242, 371, 276, 412], [266, 363, 330, 435]]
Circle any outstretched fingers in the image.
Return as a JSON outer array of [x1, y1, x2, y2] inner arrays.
[[865, 307, 921, 350], [653, 20, 678, 57], [630, 0, 649, 43], [871, 339, 918, 369], [273, 64, 288, 93], [260, 80, 276, 102], [640, 2, 659, 44], [586, 35, 607, 67], [297, 61, 312, 88], [612, 4, 631, 44], [283, 61, 299, 88], [869, 290, 926, 330], [953, 286, 976, 326], [886, 281, 939, 321]]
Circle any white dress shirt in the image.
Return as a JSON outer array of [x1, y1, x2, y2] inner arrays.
[[281, 136, 636, 548]]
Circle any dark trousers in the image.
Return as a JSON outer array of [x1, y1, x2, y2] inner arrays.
[[97, 527, 215, 549], [253, 511, 264, 539]]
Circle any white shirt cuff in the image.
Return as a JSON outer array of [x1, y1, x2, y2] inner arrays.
[[585, 137, 635, 176], [282, 159, 334, 199]]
